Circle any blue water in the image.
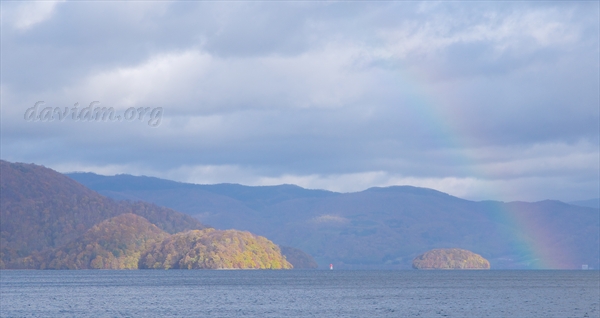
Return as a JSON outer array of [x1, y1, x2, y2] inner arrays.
[[1, 270, 598, 317]]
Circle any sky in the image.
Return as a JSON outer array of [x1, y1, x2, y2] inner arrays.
[[1, 1, 598, 202]]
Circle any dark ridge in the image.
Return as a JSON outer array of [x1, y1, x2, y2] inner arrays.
[[363, 185, 450, 196], [67, 172, 193, 191], [68, 172, 339, 209], [1, 160, 206, 268]]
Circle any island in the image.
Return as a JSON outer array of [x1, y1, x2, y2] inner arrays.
[[412, 248, 490, 269]]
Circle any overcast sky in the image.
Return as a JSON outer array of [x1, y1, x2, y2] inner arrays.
[[1, 1, 598, 202]]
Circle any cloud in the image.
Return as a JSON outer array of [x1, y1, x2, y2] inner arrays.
[[372, 4, 586, 82], [2, 1, 64, 31], [49, 138, 594, 202], [470, 141, 599, 180], [393, 7, 579, 55], [63, 46, 373, 115], [1, 1, 598, 202]]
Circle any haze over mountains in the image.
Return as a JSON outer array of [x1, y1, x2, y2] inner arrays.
[[68, 172, 600, 270], [569, 198, 600, 209]]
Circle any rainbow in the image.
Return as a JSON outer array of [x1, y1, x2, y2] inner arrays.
[[487, 203, 576, 269], [390, 68, 576, 269]]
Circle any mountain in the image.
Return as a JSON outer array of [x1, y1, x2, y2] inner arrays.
[[569, 198, 600, 209], [279, 246, 318, 269], [67, 172, 337, 210], [0, 161, 294, 270], [0, 161, 206, 268], [68, 172, 600, 270]]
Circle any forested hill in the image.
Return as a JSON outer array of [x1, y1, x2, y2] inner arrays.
[[36, 213, 291, 270], [0, 160, 206, 268], [68, 171, 600, 270]]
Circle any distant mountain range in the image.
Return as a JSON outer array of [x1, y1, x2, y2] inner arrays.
[[0, 161, 297, 270], [569, 198, 600, 209], [67, 172, 600, 270]]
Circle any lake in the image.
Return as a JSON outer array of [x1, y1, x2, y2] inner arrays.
[[1, 270, 598, 317]]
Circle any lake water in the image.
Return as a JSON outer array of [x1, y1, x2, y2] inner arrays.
[[1, 270, 598, 317]]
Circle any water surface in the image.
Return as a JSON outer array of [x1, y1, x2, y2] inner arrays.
[[1, 270, 598, 317]]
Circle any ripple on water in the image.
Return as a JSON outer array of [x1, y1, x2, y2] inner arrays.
[[1, 270, 598, 317]]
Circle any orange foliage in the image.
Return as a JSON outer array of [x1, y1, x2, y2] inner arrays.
[[139, 229, 292, 269], [412, 248, 490, 269], [1, 160, 206, 268]]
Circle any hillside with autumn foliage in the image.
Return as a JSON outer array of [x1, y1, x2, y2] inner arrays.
[[139, 229, 292, 269], [412, 248, 490, 269], [0, 160, 206, 268], [40, 213, 169, 269], [0, 160, 293, 270]]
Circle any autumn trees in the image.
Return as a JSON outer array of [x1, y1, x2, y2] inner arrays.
[[412, 248, 490, 269], [1, 160, 292, 270], [39, 214, 292, 270], [139, 229, 292, 270]]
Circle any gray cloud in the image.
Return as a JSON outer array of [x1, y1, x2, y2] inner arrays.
[[1, 1, 598, 202]]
